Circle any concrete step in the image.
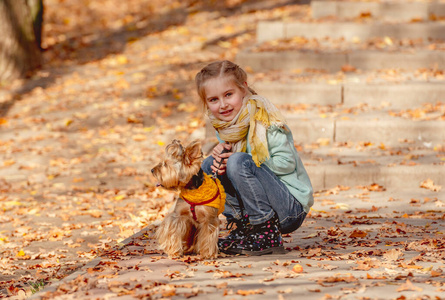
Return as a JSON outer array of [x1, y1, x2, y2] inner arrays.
[[205, 107, 445, 147], [253, 80, 445, 109], [257, 21, 445, 43], [284, 111, 445, 146], [300, 143, 444, 190], [311, 0, 445, 22], [237, 48, 445, 72]]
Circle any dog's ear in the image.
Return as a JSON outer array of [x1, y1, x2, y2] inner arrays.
[[165, 139, 184, 160], [183, 140, 202, 166]]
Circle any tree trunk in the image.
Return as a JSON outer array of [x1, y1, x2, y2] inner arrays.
[[0, 0, 43, 82]]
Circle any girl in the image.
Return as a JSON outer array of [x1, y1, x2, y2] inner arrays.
[[195, 60, 313, 256]]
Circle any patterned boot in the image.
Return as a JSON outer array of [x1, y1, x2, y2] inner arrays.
[[224, 214, 285, 256], [218, 214, 251, 254]]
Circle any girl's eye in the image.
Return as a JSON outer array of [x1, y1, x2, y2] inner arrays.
[[225, 92, 232, 97], [208, 98, 217, 103]]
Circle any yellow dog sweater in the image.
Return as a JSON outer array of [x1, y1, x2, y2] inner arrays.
[[180, 173, 226, 219]]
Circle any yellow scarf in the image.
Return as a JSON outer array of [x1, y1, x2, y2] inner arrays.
[[180, 173, 226, 215], [209, 94, 286, 167]]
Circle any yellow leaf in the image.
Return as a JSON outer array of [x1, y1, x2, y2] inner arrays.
[[177, 26, 189, 35], [217, 41, 232, 48], [335, 203, 350, 210], [317, 138, 330, 146], [384, 36, 393, 45], [351, 36, 361, 43], [422, 266, 433, 272], [0, 118, 8, 125], [27, 208, 39, 215], [114, 195, 125, 201], [4, 200, 22, 206], [65, 119, 73, 126], [319, 113, 328, 118], [157, 141, 165, 146], [17, 249, 26, 257], [116, 55, 128, 65], [189, 120, 199, 128], [302, 232, 318, 239]]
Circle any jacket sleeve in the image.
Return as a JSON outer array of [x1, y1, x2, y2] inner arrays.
[[264, 127, 297, 175]]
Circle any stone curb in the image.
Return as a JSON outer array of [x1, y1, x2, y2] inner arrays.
[[254, 81, 445, 109], [286, 115, 445, 145], [311, 0, 445, 21], [30, 226, 152, 299], [236, 49, 445, 72], [306, 163, 444, 192], [257, 21, 445, 43]]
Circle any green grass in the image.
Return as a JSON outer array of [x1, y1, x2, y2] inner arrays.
[[29, 280, 46, 294]]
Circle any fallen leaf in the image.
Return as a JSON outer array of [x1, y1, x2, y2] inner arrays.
[[236, 289, 265, 296], [420, 179, 441, 192], [396, 279, 423, 292], [349, 230, 368, 238], [292, 264, 304, 273]]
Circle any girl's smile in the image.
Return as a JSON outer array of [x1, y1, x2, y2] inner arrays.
[[204, 76, 247, 122]]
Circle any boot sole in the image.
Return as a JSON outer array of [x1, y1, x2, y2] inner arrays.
[[228, 246, 286, 256]]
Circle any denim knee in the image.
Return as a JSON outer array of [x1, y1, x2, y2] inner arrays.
[[226, 152, 252, 180]]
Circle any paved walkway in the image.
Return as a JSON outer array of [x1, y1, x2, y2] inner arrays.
[[2, 0, 444, 299], [33, 186, 444, 299]]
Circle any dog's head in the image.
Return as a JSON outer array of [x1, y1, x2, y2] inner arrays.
[[151, 139, 203, 190]]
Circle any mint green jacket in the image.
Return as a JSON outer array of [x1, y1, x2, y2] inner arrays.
[[217, 125, 314, 213]]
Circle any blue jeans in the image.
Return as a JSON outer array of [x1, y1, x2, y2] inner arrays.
[[202, 152, 307, 234]]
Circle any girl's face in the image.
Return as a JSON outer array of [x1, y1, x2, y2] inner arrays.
[[204, 76, 247, 122]]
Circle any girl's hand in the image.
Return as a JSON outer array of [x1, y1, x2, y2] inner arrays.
[[211, 143, 232, 176]]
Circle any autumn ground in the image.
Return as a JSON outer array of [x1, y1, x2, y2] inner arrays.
[[0, 0, 306, 297], [0, 0, 444, 299]]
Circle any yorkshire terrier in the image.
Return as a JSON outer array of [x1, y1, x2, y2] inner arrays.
[[151, 140, 226, 259]]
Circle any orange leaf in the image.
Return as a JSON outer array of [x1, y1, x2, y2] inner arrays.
[[292, 264, 304, 273], [396, 279, 423, 292], [236, 289, 265, 296], [349, 230, 367, 238]]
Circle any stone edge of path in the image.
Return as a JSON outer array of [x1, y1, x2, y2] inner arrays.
[[30, 226, 153, 299]]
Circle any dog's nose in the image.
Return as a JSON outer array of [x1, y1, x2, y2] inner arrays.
[[151, 168, 154, 173]]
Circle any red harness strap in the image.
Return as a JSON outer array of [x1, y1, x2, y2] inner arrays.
[[181, 188, 221, 221]]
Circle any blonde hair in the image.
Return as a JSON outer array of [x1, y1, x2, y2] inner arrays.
[[195, 60, 256, 106]]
